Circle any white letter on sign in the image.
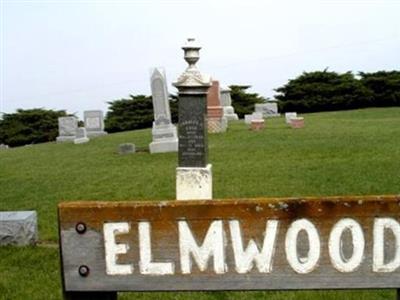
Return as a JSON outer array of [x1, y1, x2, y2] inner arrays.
[[285, 219, 320, 274], [138, 222, 174, 275], [229, 220, 278, 273], [329, 218, 365, 272], [373, 218, 400, 272], [179, 220, 226, 274], [104, 222, 133, 275]]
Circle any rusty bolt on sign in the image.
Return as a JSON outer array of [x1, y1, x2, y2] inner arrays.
[[78, 265, 90, 277], [75, 222, 86, 234]]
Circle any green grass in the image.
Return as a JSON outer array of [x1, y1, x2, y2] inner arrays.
[[0, 107, 399, 299]]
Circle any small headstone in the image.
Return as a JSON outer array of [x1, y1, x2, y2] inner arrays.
[[207, 80, 227, 133], [285, 112, 297, 124], [56, 116, 78, 142], [244, 112, 263, 124], [74, 127, 90, 144], [255, 100, 280, 118], [220, 86, 239, 121], [250, 119, 265, 131], [118, 143, 135, 155], [149, 68, 178, 153], [84, 110, 107, 137], [290, 117, 304, 128], [0, 144, 9, 150], [0, 211, 38, 246]]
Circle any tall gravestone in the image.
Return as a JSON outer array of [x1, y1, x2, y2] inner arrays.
[[149, 68, 178, 153], [207, 80, 227, 133], [84, 110, 107, 137], [173, 38, 212, 200], [220, 86, 239, 121], [56, 116, 78, 142]]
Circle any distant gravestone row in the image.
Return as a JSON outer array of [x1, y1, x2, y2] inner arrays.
[[242, 102, 304, 130], [56, 110, 107, 144]]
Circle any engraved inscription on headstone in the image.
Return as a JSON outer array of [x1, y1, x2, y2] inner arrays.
[[86, 117, 100, 129], [178, 96, 207, 167]]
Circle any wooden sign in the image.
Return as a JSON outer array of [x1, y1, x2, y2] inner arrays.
[[58, 195, 400, 293]]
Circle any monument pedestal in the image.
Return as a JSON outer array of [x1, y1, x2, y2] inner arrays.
[[150, 123, 178, 153], [176, 164, 212, 200], [207, 106, 227, 133], [208, 117, 227, 133]]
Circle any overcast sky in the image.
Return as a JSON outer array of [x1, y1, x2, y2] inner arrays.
[[1, 0, 399, 118]]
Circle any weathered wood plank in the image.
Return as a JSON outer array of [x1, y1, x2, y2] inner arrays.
[[58, 195, 400, 292]]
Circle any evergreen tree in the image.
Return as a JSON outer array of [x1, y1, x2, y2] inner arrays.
[[0, 108, 67, 147], [359, 71, 400, 107], [275, 70, 374, 113]]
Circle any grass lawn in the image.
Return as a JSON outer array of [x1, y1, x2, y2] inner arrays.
[[0, 107, 399, 299]]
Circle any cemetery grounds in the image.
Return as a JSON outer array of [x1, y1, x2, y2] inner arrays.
[[0, 107, 399, 300]]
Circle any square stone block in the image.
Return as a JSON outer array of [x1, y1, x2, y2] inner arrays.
[[176, 164, 212, 200], [150, 139, 178, 153], [118, 143, 136, 154], [0, 211, 38, 246]]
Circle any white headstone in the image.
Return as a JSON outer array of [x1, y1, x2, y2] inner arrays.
[[285, 112, 297, 124], [74, 127, 90, 144], [220, 86, 239, 121], [84, 110, 107, 137], [244, 112, 263, 124], [149, 68, 178, 154], [56, 116, 78, 142], [255, 101, 280, 118]]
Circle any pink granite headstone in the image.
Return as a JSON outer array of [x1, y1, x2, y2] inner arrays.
[[207, 80, 227, 133], [290, 117, 305, 128]]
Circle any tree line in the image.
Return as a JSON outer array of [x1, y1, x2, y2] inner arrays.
[[1, 70, 398, 147]]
